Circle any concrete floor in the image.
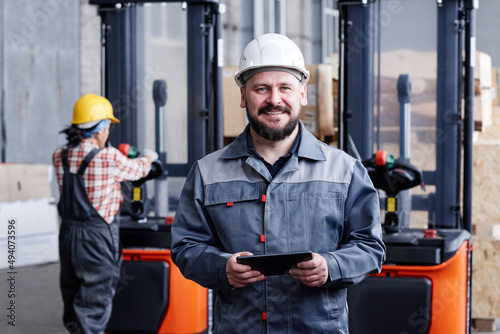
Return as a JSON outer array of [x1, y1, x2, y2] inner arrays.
[[0, 262, 66, 334], [0, 261, 499, 334]]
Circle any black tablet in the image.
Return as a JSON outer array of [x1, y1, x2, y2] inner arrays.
[[236, 251, 313, 276]]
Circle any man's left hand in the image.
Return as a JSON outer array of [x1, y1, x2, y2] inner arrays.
[[289, 253, 328, 287]]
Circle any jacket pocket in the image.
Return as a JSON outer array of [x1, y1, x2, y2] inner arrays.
[[288, 191, 344, 252], [204, 181, 262, 253], [204, 181, 260, 206]]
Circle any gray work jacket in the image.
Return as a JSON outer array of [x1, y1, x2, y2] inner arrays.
[[171, 122, 386, 334]]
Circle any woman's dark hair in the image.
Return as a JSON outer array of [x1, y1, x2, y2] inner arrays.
[[60, 121, 102, 148], [60, 125, 83, 148]]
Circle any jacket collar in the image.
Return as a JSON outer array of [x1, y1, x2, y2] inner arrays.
[[220, 121, 326, 162]]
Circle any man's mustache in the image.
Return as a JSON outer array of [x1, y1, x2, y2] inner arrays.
[[258, 104, 291, 115]]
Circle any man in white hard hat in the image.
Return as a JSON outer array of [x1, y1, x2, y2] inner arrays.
[[172, 34, 385, 333], [53, 94, 158, 334]]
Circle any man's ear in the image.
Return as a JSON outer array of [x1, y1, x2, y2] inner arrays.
[[240, 87, 246, 109], [300, 83, 308, 107]]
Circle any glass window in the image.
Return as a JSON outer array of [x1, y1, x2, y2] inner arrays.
[[376, 0, 437, 228], [142, 3, 188, 164], [376, 0, 437, 170], [323, 1, 339, 63]]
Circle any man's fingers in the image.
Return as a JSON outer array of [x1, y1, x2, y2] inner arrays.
[[289, 253, 328, 287], [227, 251, 265, 287], [229, 270, 265, 287]]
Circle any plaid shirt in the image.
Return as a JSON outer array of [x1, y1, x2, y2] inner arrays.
[[53, 138, 151, 223]]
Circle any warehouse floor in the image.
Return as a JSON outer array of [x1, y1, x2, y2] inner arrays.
[[0, 261, 498, 334], [0, 262, 66, 334]]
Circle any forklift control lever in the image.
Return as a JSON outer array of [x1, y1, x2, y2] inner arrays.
[[133, 161, 164, 187], [362, 150, 424, 196], [118, 143, 164, 221], [362, 150, 424, 233], [118, 143, 164, 185]]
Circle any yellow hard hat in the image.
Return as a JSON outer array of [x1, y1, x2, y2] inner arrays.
[[71, 94, 120, 125]]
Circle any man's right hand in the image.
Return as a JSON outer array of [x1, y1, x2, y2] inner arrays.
[[226, 252, 265, 288]]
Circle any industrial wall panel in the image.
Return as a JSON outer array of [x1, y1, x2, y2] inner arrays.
[[1, 0, 79, 165]]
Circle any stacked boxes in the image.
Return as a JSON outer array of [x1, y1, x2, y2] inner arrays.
[[0, 164, 59, 269], [471, 53, 500, 328], [471, 102, 500, 325], [469, 54, 500, 328], [0, 164, 52, 202], [222, 66, 247, 138], [302, 64, 335, 140], [474, 51, 494, 132]]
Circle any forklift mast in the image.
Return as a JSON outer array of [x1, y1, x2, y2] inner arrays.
[[338, 0, 477, 231], [341, 1, 478, 333], [90, 0, 223, 178], [88, 1, 223, 333]]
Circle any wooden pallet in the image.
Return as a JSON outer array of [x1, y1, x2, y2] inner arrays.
[[472, 318, 498, 332]]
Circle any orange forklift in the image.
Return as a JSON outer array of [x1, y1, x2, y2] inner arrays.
[[339, 0, 477, 333], [89, 0, 224, 333]]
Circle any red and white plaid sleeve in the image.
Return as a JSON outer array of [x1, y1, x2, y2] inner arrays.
[[53, 139, 152, 223]]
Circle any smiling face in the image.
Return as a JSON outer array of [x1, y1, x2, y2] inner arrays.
[[240, 70, 308, 142]]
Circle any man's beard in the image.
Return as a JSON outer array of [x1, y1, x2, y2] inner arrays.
[[247, 104, 301, 141]]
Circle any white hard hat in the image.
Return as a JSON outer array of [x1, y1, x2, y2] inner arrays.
[[234, 33, 310, 87]]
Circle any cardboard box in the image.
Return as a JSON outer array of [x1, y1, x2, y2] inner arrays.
[[472, 138, 500, 223], [222, 66, 247, 138], [474, 87, 494, 132], [492, 67, 499, 107], [472, 107, 500, 226], [472, 240, 500, 319], [473, 223, 500, 240], [0, 163, 52, 202], [303, 64, 335, 138], [0, 198, 59, 269], [331, 53, 339, 81], [476, 51, 492, 89], [473, 319, 498, 332]]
